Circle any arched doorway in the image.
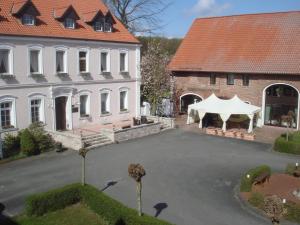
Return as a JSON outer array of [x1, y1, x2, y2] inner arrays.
[[180, 93, 202, 113], [263, 84, 299, 128]]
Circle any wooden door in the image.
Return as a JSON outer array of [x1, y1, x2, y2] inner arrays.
[[55, 97, 67, 131]]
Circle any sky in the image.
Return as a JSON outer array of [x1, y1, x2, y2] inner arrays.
[[159, 0, 300, 38]]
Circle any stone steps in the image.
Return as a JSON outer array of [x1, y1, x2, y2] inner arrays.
[[81, 133, 113, 150]]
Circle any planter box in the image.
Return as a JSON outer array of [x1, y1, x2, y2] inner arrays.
[[224, 131, 236, 138], [206, 128, 216, 135], [243, 133, 255, 141]]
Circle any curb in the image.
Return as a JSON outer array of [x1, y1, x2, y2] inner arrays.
[[233, 183, 298, 225]]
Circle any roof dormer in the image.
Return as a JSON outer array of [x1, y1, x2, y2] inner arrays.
[[54, 5, 80, 29], [11, 0, 40, 26], [83, 10, 116, 32]]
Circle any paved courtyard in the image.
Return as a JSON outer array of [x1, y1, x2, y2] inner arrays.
[[0, 129, 299, 225]]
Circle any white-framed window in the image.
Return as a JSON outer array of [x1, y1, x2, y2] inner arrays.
[[78, 49, 89, 73], [28, 46, 43, 75], [79, 94, 90, 118], [0, 45, 13, 75], [100, 49, 110, 73], [22, 14, 35, 25], [55, 47, 68, 74], [94, 20, 103, 31], [64, 18, 75, 29], [100, 89, 110, 115], [29, 95, 45, 124], [0, 96, 16, 130], [119, 50, 128, 72], [119, 88, 129, 112]]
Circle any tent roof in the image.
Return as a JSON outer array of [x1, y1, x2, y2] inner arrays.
[[188, 93, 261, 115]]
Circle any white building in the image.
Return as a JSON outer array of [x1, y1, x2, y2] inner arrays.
[[0, 0, 141, 134]]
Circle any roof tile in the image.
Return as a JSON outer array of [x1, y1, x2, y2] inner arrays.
[[0, 0, 139, 44], [169, 11, 300, 75]]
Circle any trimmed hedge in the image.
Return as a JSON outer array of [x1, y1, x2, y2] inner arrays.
[[248, 192, 264, 209], [26, 184, 82, 216], [25, 183, 173, 225], [285, 202, 300, 223], [240, 165, 271, 192], [274, 132, 300, 155]]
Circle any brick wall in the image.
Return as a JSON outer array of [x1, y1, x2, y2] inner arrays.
[[174, 72, 300, 127]]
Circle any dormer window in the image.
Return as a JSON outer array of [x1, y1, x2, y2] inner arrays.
[[94, 21, 103, 32], [64, 18, 75, 29], [22, 14, 35, 25], [104, 21, 112, 32]]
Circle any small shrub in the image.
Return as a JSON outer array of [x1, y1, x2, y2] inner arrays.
[[285, 163, 297, 176], [248, 192, 264, 209], [20, 129, 38, 156], [274, 136, 300, 155], [26, 183, 82, 216], [240, 165, 271, 192], [2, 133, 20, 158], [285, 202, 300, 223], [28, 122, 55, 153]]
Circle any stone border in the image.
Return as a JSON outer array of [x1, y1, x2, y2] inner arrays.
[[234, 181, 298, 225]]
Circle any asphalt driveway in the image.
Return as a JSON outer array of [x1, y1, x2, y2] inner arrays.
[[0, 129, 299, 225]]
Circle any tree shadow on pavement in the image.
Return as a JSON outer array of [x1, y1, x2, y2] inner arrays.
[[0, 203, 18, 225], [153, 202, 168, 217]]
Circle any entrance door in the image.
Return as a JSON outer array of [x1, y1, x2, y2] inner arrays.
[[55, 96, 67, 131]]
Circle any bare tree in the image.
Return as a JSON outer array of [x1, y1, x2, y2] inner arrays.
[[79, 144, 89, 186], [103, 0, 171, 34], [128, 163, 146, 216], [263, 195, 286, 225]]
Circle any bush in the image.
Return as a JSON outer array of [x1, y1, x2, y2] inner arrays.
[[274, 135, 300, 155], [285, 202, 300, 223], [25, 183, 173, 225], [285, 163, 297, 175], [26, 183, 82, 216], [248, 192, 264, 209], [2, 133, 20, 158], [20, 129, 38, 156], [28, 122, 55, 153], [240, 165, 271, 192]]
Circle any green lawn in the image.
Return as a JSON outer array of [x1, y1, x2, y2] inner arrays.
[[15, 204, 106, 225]]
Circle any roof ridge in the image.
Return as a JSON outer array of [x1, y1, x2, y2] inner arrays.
[[195, 10, 300, 21]]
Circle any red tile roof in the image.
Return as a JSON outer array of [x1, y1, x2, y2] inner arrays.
[[0, 0, 139, 44], [169, 11, 300, 75]]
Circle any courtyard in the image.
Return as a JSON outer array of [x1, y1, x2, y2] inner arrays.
[[0, 129, 299, 225]]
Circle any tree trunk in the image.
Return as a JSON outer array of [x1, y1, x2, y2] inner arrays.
[[137, 181, 142, 216], [82, 157, 85, 186], [286, 123, 289, 141]]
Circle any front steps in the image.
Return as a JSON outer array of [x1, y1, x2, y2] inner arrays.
[[81, 133, 114, 150]]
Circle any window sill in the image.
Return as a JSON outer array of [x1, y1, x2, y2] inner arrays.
[[56, 72, 69, 76], [120, 71, 129, 75], [0, 74, 14, 78], [29, 73, 44, 77], [100, 71, 111, 75], [119, 110, 129, 114], [79, 115, 91, 120], [100, 113, 112, 117], [0, 127, 18, 133], [79, 72, 90, 76]]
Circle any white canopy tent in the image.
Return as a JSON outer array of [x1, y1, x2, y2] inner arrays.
[[187, 93, 261, 133]]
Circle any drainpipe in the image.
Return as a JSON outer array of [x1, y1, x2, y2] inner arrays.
[[0, 131, 3, 159]]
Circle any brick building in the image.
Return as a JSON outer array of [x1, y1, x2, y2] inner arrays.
[[169, 11, 300, 129]]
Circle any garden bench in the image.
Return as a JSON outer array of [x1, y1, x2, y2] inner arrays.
[[254, 172, 270, 185]]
